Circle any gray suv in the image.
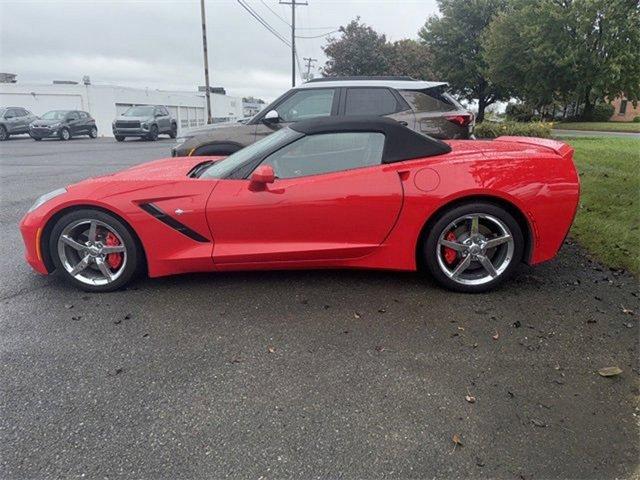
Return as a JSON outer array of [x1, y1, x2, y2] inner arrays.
[[0, 107, 38, 141], [172, 76, 474, 157], [113, 105, 177, 141]]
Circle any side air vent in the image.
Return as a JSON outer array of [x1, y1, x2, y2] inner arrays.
[[139, 203, 210, 243]]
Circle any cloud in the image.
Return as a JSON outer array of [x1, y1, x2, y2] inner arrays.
[[0, 0, 438, 101]]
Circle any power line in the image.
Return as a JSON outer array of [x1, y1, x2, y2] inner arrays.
[[259, 0, 290, 27], [296, 29, 339, 39], [237, 0, 290, 47]]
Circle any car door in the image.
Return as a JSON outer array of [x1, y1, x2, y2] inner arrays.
[[5, 109, 22, 133], [14, 108, 30, 133], [76, 111, 89, 133], [253, 88, 339, 142], [206, 131, 404, 265], [66, 111, 81, 135], [342, 87, 416, 129], [155, 107, 170, 133]]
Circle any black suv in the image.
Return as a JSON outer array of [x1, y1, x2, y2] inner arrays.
[[173, 76, 474, 157], [29, 110, 98, 141], [113, 105, 177, 141]]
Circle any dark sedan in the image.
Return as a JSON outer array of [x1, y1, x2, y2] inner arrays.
[[29, 110, 98, 141]]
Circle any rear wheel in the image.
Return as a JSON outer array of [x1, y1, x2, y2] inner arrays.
[[49, 209, 140, 292], [89, 126, 98, 138], [422, 202, 523, 292], [169, 123, 177, 139], [0, 126, 8, 141], [59, 128, 70, 141]]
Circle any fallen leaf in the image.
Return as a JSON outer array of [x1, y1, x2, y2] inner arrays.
[[354, 311, 361, 319], [452, 434, 463, 447], [71, 316, 82, 321], [378, 308, 386, 313], [64, 304, 74, 309], [375, 345, 386, 352], [621, 306, 635, 315], [267, 346, 276, 354], [512, 320, 521, 328], [124, 314, 132, 320], [598, 366, 622, 377], [465, 395, 476, 404], [492, 330, 500, 340], [457, 326, 465, 331], [531, 419, 547, 427]]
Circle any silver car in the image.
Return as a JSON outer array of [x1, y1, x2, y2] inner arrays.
[[0, 107, 38, 141], [173, 77, 474, 157]]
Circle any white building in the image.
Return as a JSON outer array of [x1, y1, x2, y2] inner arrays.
[[0, 82, 244, 137]]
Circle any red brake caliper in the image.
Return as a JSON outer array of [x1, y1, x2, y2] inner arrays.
[[443, 231, 458, 265], [105, 232, 123, 269]]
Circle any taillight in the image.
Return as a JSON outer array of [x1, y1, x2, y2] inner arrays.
[[445, 113, 474, 127]]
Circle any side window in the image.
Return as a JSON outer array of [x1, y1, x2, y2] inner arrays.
[[6, 108, 19, 118], [162, 106, 170, 116], [344, 88, 400, 116], [399, 89, 458, 113], [260, 132, 385, 179], [67, 112, 79, 120], [78, 112, 88, 119], [15, 108, 27, 117], [275, 89, 335, 122]]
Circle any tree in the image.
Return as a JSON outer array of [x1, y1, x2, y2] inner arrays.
[[322, 18, 392, 77], [484, 0, 640, 118], [388, 39, 435, 80], [419, 0, 509, 122]]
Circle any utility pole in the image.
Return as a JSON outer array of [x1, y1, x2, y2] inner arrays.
[[303, 57, 317, 81], [280, 0, 307, 87], [200, 0, 213, 124]]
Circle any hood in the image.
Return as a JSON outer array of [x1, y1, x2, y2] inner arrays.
[[182, 122, 243, 137], [115, 115, 152, 122], [31, 118, 63, 126], [106, 156, 225, 181]]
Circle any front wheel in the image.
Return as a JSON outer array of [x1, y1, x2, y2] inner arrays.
[[169, 123, 177, 139], [422, 202, 524, 293], [114, 135, 125, 142], [59, 128, 70, 141], [0, 126, 8, 141], [49, 209, 140, 292], [89, 126, 98, 138], [146, 125, 158, 141]]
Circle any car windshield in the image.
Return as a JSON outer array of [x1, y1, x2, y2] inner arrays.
[[200, 128, 300, 179], [41, 111, 69, 120], [0, 108, 6, 117], [123, 106, 155, 117]]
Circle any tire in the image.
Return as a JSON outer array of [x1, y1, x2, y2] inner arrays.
[[0, 126, 8, 141], [146, 125, 158, 141], [89, 126, 98, 139], [59, 128, 70, 141], [33, 137, 42, 141], [115, 135, 125, 142], [49, 209, 140, 292], [169, 123, 177, 139], [421, 202, 524, 293]]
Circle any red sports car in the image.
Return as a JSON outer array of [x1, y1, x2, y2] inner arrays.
[[20, 116, 579, 293]]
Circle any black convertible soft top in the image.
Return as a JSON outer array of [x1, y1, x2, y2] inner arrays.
[[291, 115, 452, 163]]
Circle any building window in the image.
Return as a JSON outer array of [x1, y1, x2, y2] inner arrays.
[[619, 100, 628, 115]]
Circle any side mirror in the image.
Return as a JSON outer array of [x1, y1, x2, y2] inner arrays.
[[249, 165, 275, 187], [263, 110, 280, 124]]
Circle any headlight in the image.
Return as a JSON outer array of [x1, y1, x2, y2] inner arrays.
[[141, 122, 149, 129], [28, 188, 67, 213]]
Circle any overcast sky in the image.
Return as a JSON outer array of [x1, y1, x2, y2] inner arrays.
[[0, 0, 438, 101]]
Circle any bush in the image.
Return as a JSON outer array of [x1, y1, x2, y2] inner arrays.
[[474, 121, 553, 139], [633, 116, 640, 123], [581, 103, 614, 122], [474, 121, 552, 139], [505, 103, 536, 122]]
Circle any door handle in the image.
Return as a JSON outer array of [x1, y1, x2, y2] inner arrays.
[[398, 121, 408, 126]]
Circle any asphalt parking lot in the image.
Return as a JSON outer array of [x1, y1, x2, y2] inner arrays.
[[1, 135, 638, 479]]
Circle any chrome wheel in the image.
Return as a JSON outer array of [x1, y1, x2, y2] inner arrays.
[[436, 214, 514, 286], [57, 219, 127, 286], [60, 128, 70, 140]]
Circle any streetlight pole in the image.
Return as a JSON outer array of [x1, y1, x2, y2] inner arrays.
[[200, 0, 213, 124], [280, 0, 307, 87]]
